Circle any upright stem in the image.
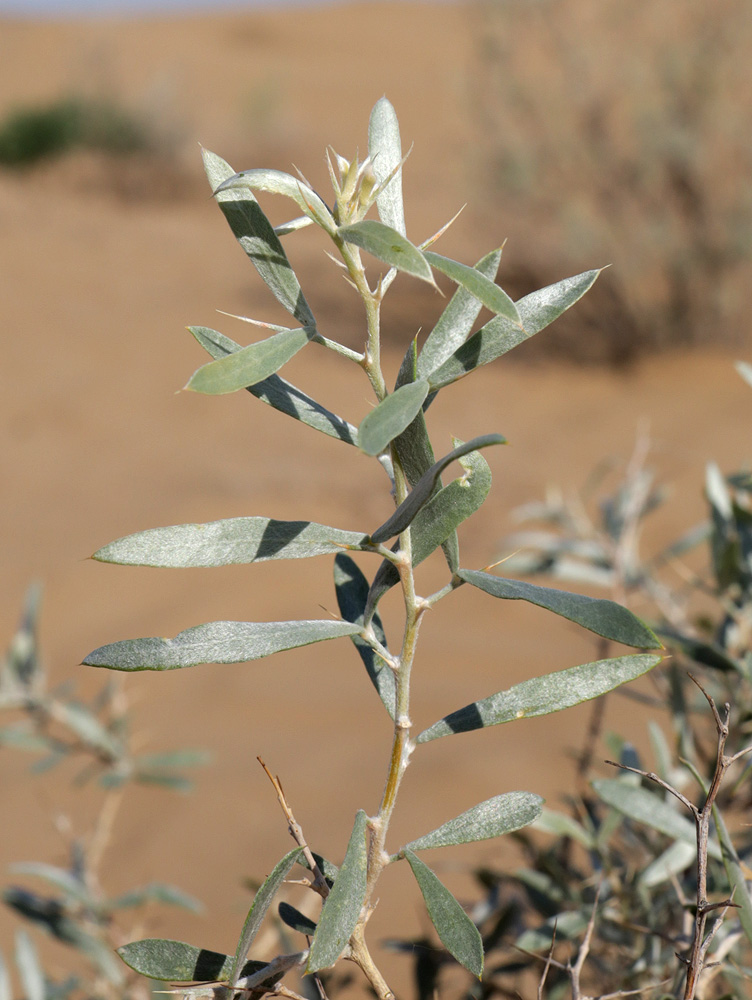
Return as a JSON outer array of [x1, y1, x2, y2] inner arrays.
[[338, 243, 424, 998]]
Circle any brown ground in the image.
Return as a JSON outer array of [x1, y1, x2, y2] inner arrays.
[[1, 4, 750, 998]]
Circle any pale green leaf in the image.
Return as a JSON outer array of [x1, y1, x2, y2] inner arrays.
[[370, 434, 505, 544], [532, 808, 594, 849], [368, 97, 405, 236], [15, 932, 44, 1000], [333, 554, 395, 719], [229, 848, 303, 987], [212, 166, 335, 235], [134, 749, 210, 770], [358, 380, 430, 456], [83, 620, 361, 672], [640, 840, 697, 887], [189, 326, 357, 445], [458, 570, 661, 648], [94, 517, 369, 568], [117, 939, 262, 983], [426, 269, 601, 391], [516, 268, 601, 335], [592, 779, 723, 860], [202, 149, 315, 329], [417, 653, 661, 743], [404, 851, 483, 978], [416, 248, 503, 379], [185, 327, 312, 395], [338, 220, 435, 285], [402, 792, 542, 853], [9, 864, 94, 909], [53, 702, 120, 756], [426, 314, 527, 390], [308, 811, 368, 972], [0, 727, 49, 753], [109, 883, 202, 913], [423, 251, 520, 325]]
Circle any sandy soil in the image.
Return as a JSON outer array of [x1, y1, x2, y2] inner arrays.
[[1, 4, 750, 997]]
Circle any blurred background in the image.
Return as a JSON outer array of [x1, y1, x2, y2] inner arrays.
[[2, 0, 751, 996]]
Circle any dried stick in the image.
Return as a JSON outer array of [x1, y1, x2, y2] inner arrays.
[[257, 758, 329, 900]]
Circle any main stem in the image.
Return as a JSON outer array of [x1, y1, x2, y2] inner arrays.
[[342, 250, 425, 999]]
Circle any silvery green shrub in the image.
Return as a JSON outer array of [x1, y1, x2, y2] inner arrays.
[[81, 99, 661, 999]]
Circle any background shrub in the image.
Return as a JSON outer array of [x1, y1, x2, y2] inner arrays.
[[472, 0, 752, 364]]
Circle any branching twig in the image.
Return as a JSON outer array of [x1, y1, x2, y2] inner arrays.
[[257, 758, 329, 900], [606, 674, 751, 999]]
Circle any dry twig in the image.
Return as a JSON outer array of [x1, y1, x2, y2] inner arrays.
[[606, 674, 752, 998]]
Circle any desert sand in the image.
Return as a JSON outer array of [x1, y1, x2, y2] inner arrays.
[[1, 3, 749, 997]]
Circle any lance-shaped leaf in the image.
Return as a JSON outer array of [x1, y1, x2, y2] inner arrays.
[[404, 851, 483, 978], [426, 313, 526, 391], [366, 444, 493, 610], [190, 326, 357, 445], [334, 555, 395, 719], [516, 267, 602, 335], [423, 251, 519, 326], [640, 840, 697, 888], [229, 848, 303, 987], [93, 518, 370, 569], [117, 939, 266, 983], [592, 779, 723, 860], [338, 220, 435, 285], [393, 343, 460, 575], [185, 327, 312, 395], [368, 97, 405, 236], [83, 620, 361, 672], [416, 248, 503, 379], [417, 653, 661, 743], [370, 434, 505, 544], [458, 570, 661, 648], [308, 811, 368, 972], [202, 150, 315, 329], [9, 864, 95, 910], [358, 380, 430, 456], [213, 166, 335, 235], [426, 269, 601, 390], [392, 341, 439, 486], [402, 792, 542, 853], [108, 883, 202, 913], [410, 445, 492, 567]]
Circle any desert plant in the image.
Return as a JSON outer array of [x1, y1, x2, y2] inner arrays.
[[0, 97, 152, 168], [427, 373, 752, 998], [78, 98, 662, 999], [0, 586, 207, 1000]]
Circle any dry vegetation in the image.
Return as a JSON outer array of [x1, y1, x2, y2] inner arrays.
[[469, 0, 752, 364]]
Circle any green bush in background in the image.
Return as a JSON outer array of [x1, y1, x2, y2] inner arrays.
[[0, 97, 152, 167]]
